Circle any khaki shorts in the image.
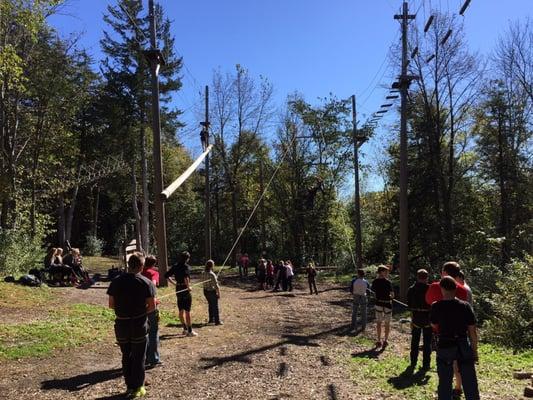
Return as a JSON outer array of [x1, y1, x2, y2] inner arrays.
[[375, 305, 392, 323]]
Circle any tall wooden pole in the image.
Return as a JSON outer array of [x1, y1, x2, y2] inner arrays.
[[147, 0, 169, 285], [352, 95, 363, 270], [395, 2, 415, 301], [259, 157, 266, 254], [204, 85, 212, 260]]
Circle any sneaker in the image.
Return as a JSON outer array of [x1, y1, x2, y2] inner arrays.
[[130, 386, 146, 398], [375, 341, 381, 348], [382, 341, 389, 349], [186, 330, 198, 337], [182, 328, 188, 335], [452, 388, 463, 399], [215, 321, 224, 326]]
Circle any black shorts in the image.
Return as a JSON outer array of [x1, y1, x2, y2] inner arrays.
[[177, 293, 192, 312]]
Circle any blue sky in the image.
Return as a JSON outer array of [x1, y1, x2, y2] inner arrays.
[[49, 0, 532, 191]]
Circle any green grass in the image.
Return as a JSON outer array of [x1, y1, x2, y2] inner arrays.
[[0, 282, 54, 309], [349, 342, 533, 399], [83, 256, 121, 274], [0, 303, 114, 359]]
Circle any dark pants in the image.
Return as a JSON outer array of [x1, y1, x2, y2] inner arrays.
[[274, 272, 282, 291], [115, 320, 148, 390], [410, 325, 432, 368], [204, 289, 220, 323], [308, 278, 318, 294], [146, 310, 160, 365], [436, 339, 480, 400], [286, 276, 293, 291]]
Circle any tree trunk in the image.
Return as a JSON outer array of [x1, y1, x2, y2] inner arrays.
[[131, 160, 142, 252], [496, 112, 510, 264], [140, 107, 150, 252], [93, 184, 100, 237], [231, 181, 238, 266], [57, 196, 66, 247]]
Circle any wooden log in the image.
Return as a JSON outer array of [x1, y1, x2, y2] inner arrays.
[[161, 144, 213, 201]]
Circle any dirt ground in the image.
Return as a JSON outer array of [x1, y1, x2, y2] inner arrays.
[[0, 275, 412, 400]]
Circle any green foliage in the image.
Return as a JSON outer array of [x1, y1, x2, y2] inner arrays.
[[83, 235, 104, 257], [482, 257, 533, 350], [0, 229, 44, 277]]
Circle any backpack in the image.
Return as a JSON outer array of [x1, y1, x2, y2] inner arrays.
[[18, 274, 42, 287]]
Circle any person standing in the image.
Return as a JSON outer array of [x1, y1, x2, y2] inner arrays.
[[202, 260, 222, 325], [407, 269, 432, 370], [273, 261, 284, 292], [141, 255, 162, 368], [431, 277, 480, 400], [371, 265, 394, 348], [350, 269, 369, 332], [107, 252, 155, 398], [457, 270, 473, 306], [266, 259, 275, 289], [306, 263, 319, 295], [426, 261, 469, 397], [257, 258, 267, 290], [165, 251, 197, 337], [285, 261, 294, 292]]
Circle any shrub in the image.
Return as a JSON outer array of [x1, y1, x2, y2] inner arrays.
[[84, 235, 104, 256], [482, 257, 533, 350], [0, 228, 45, 277]]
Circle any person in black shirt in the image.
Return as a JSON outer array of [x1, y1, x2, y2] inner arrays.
[[407, 269, 432, 370], [165, 251, 197, 337], [107, 252, 156, 398], [371, 265, 394, 348], [430, 276, 480, 400]]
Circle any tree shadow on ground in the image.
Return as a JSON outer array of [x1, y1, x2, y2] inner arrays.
[[199, 324, 349, 369], [41, 368, 122, 392], [387, 365, 431, 389]]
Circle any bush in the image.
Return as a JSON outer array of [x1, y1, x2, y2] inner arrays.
[[482, 257, 533, 350], [0, 228, 45, 277], [84, 235, 104, 256]]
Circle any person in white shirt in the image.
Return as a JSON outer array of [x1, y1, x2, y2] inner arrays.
[[350, 269, 370, 332]]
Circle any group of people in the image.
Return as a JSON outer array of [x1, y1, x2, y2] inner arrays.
[[107, 251, 223, 398], [241, 254, 320, 295], [43, 246, 89, 285], [350, 262, 479, 400]]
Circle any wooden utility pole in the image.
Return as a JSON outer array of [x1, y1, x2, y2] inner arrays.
[[146, 0, 169, 285], [202, 85, 212, 260], [394, 2, 415, 301], [352, 95, 363, 270]]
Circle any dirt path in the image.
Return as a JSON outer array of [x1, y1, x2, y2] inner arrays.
[[0, 277, 402, 400]]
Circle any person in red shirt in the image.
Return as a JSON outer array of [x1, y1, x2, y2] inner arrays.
[[425, 261, 468, 305], [141, 255, 161, 368], [426, 261, 469, 397]]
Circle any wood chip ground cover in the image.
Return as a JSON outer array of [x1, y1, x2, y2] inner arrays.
[[0, 275, 530, 399]]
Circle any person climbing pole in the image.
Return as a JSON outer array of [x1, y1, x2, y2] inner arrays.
[[165, 251, 198, 337]]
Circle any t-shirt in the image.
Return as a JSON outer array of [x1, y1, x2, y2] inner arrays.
[[430, 299, 476, 348], [351, 278, 369, 296], [142, 267, 159, 286], [407, 282, 431, 327], [165, 262, 191, 293], [307, 267, 317, 278], [425, 281, 468, 305], [107, 273, 155, 320], [371, 277, 393, 308], [286, 265, 294, 278]]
